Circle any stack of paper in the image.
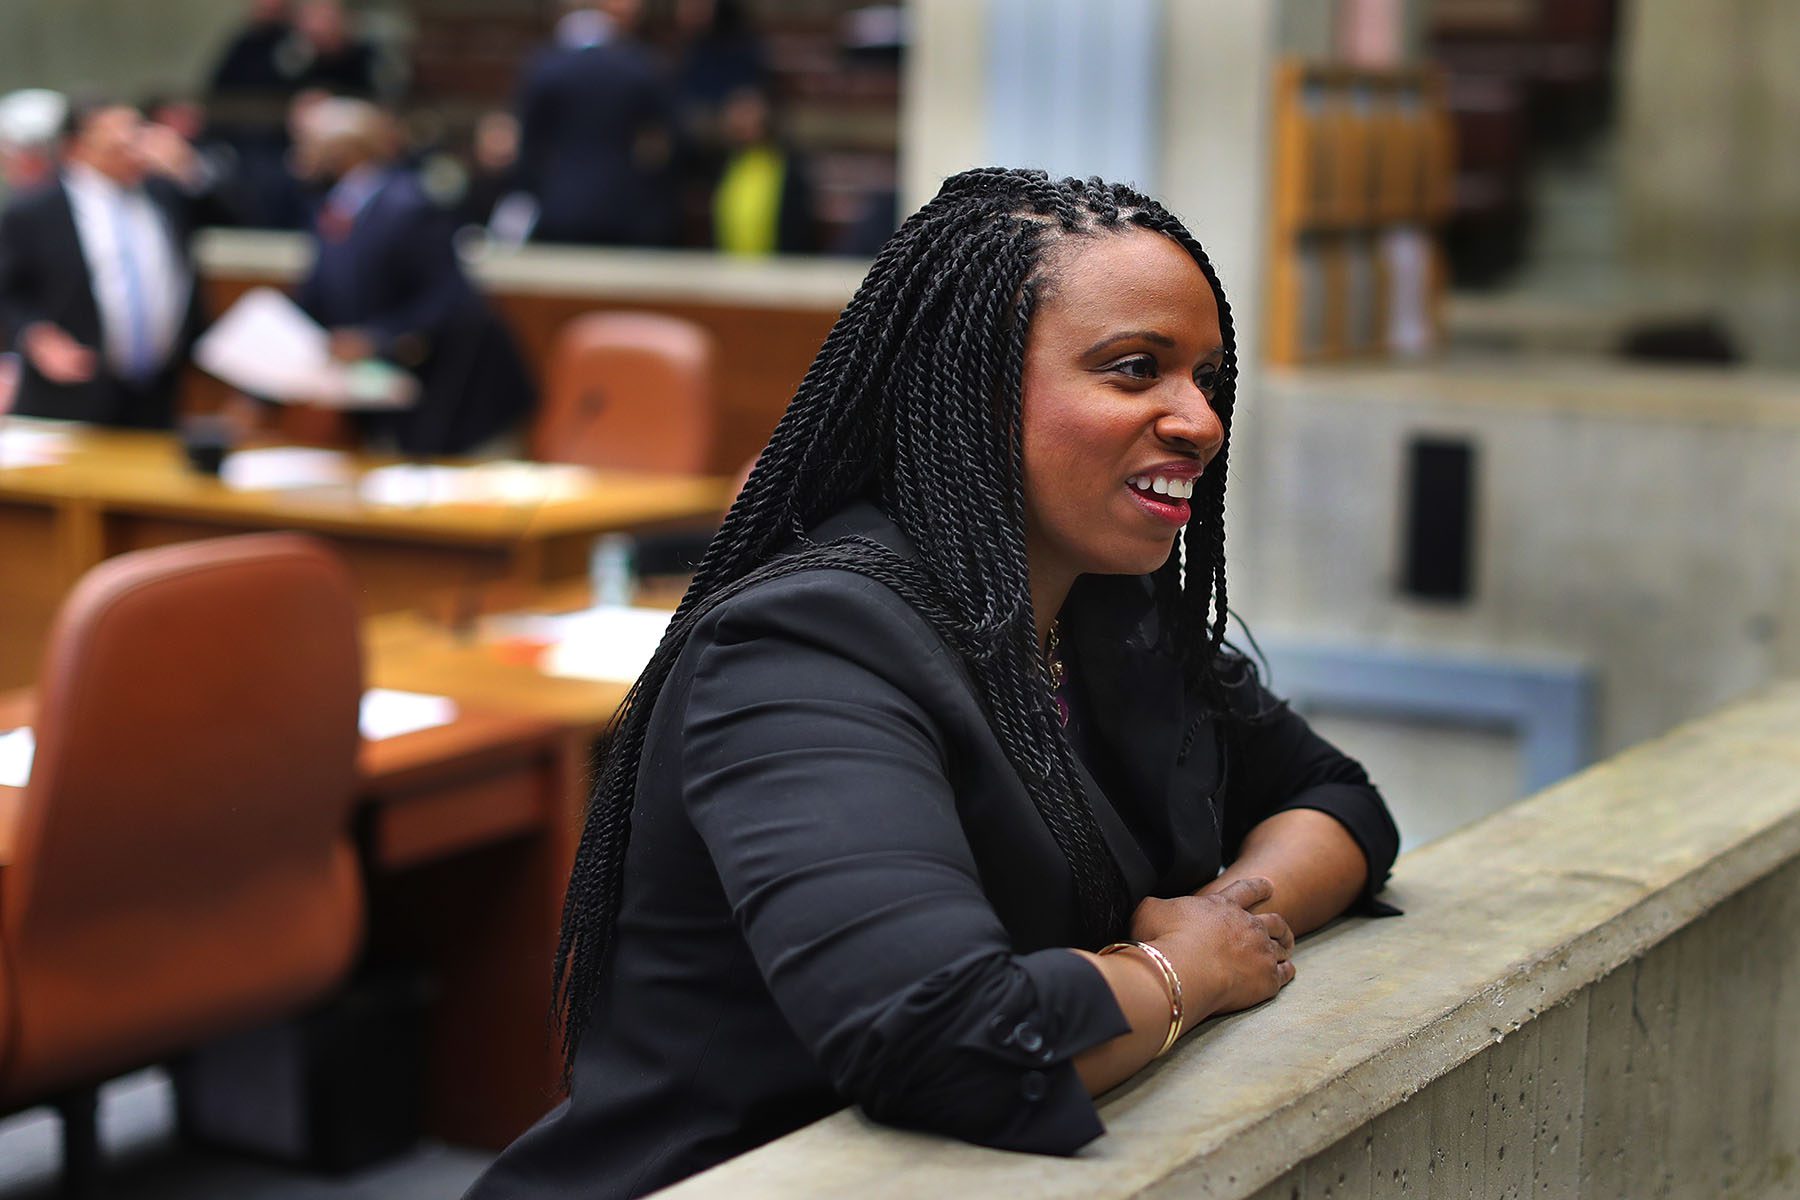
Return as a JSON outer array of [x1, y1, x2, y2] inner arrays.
[[482, 605, 672, 683], [0, 726, 35, 788], [0, 692, 456, 788], [0, 424, 73, 469], [359, 688, 459, 740], [360, 461, 595, 509], [221, 446, 354, 492]]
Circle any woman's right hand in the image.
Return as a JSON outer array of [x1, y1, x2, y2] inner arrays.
[[1130, 876, 1296, 1025]]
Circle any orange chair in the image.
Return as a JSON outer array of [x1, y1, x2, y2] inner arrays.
[[0, 534, 365, 1191], [531, 311, 719, 474]]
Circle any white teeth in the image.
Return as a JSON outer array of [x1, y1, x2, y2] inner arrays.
[[1129, 475, 1195, 500]]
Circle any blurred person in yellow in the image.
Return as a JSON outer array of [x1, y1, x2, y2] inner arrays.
[[0, 98, 216, 429], [709, 85, 817, 256]]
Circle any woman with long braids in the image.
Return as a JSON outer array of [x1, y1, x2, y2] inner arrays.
[[468, 169, 1398, 1199]]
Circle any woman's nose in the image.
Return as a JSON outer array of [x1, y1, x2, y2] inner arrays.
[[1155, 383, 1225, 458]]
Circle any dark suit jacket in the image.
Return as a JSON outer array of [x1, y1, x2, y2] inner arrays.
[[295, 168, 535, 455], [0, 178, 207, 428], [469, 503, 1398, 1199], [517, 40, 679, 247]]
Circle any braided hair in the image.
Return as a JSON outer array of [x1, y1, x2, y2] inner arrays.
[[553, 168, 1247, 1074]]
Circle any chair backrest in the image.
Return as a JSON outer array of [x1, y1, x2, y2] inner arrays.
[[532, 311, 718, 474], [0, 534, 365, 1100]]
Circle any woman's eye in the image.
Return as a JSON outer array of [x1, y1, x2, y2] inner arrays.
[[1108, 355, 1159, 381], [1194, 364, 1221, 392]]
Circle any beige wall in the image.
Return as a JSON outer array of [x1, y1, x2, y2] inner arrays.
[[0, 0, 250, 100], [1618, 0, 1800, 364], [1246, 363, 1800, 759]]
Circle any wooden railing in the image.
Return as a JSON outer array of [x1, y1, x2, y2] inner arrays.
[[656, 682, 1800, 1199]]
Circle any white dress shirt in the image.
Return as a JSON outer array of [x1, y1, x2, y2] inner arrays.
[[62, 162, 190, 382]]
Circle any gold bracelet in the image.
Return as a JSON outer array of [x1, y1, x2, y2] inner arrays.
[[1099, 940, 1184, 1057]]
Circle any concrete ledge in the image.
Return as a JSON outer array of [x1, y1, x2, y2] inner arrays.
[[194, 228, 868, 310], [656, 681, 1800, 1198]]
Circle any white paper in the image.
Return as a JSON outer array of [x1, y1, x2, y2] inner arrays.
[[0, 695, 454, 783], [0, 423, 73, 469], [0, 726, 35, 788], [220, 446, 354, 492], [359, 688, 459, 741], [195, 287, 418, 410], [360, 461, 595, 509], [509, 605, 673, 684]]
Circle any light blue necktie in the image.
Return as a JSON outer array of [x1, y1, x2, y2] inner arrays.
[[108, 190, 154, 381]]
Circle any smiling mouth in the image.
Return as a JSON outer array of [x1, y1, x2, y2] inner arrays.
[[1125, 475, 1193, 525], [1128, 474, 1196, 501]]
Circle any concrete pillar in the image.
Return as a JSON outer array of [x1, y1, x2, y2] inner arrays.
[[1617, 0, 1800, 363], [900, 0, 1281, 600]]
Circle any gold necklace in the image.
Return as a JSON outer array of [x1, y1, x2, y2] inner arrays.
[[1046, 621, 1069, 727]]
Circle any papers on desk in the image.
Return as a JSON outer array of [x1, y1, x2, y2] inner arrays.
[[360, 461, 596, 509], [194, 287, 419, 410], [482, 605, 672, 683], [0, 693, 455, 787], [0, 423, 73, 469], [360, 689, 459, 741], [0, 726, 33, 788], [221, 446, 354, 492]]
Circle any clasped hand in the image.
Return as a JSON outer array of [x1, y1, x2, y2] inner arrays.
[[1130, 876, 1296, 1027]]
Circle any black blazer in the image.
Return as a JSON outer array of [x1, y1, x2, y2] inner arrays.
[[0, 178, 207, 428], [295, 168, 535, 455], [517, 40, 679, 247], [468, 503, 1398, 1200]]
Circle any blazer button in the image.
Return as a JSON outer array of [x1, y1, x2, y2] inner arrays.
[[1011, 1022, 1045, 1055], [1020, 1071, 1049, 1102]]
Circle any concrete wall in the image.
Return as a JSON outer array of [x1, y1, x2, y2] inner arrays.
[[1617, 0, 1800, 366], [1251, 859, 1800, 1199], [1241, 361, 1800, 761], [0, 0, 248, 100], [655, 681, 1800, 1199]]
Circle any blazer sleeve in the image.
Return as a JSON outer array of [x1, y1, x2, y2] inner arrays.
[[679, 571, 1130, 1156], [362, 198, 467, 355], [1219, 685, 1400, 909], [0, 201, 48, 349]]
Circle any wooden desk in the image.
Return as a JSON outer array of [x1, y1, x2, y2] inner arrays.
[[0, 628, 604, 1149], [0, 423, 731, 689]]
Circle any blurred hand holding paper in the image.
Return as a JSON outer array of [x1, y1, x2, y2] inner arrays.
[[195, 287, 419, 410]]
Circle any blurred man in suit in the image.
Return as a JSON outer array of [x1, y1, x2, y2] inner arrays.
[[0, 99, 213, 428], [292, 99, 535, 455], [517, 0, 679, 246]]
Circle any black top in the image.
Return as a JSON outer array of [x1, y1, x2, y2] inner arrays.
[[467, 503, 1398, 1199]]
